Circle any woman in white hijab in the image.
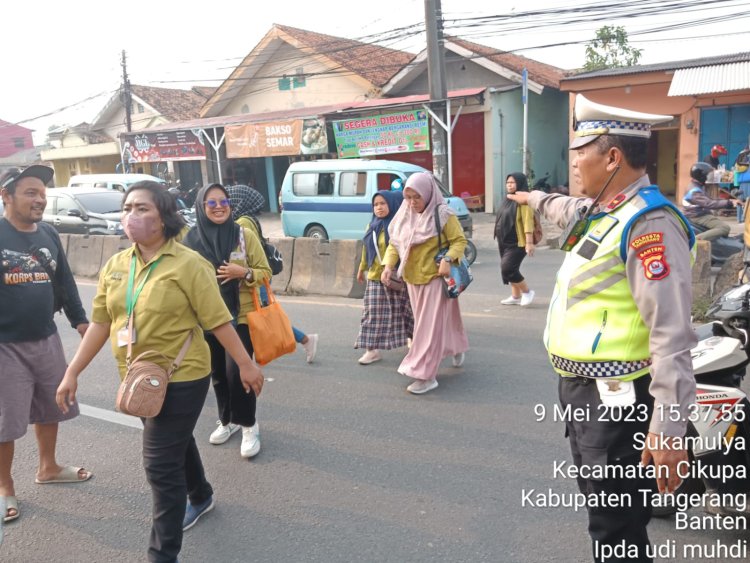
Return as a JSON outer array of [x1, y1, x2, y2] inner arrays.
[[381, 172, 469, 394]]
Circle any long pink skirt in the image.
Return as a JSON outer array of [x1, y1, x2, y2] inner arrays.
[[398, 276, 469, 381]]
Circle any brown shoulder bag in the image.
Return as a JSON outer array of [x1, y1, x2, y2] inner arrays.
[[115, 315, 194, 418]]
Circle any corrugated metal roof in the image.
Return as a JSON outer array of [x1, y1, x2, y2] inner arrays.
[[668, 62, 750, 96], [564, 51, 750, 81]]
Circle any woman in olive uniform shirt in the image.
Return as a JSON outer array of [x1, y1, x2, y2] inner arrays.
[[56, 181, 264, 563]]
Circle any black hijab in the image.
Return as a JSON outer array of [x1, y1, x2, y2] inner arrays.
[[183, 184, 241, 316], [495, 172, 529, 242]]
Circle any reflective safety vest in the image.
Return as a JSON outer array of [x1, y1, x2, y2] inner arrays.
[[545, 186, 695, 380]]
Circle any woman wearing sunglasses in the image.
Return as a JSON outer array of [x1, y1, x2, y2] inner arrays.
[[183, 184, 271, 459]]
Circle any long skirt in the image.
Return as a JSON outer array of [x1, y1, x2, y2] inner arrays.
[[355, 280, 414, 350], [398, 277, 469, 381]]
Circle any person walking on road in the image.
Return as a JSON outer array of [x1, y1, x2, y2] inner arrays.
[[381, 172, 469, 395], [0, 166, 93, 525], [226, 184, 318, 362], [56, 181, 264, 563], [509, 95, 696, 563], [183, 184, 271, 459], [355, 190, 413, 365], [494, 172, 536, 306]]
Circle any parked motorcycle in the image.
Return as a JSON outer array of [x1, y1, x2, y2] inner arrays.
[[652, 289, 750, 517]]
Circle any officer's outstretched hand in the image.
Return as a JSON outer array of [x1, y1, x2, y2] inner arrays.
[[640, 432, 688, 494], [507, 192, 530, 205]]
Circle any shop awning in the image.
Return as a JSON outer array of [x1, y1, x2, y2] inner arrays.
[[668, 62, 750, 96]]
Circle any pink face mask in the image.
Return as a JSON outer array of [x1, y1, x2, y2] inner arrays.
[[122, 214, 160, 243]]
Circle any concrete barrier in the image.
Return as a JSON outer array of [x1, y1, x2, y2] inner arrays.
[[66, 235, 106, 278], [100, 235, 132, 269], [58, 234, 69, 255], [286, 238, 364, 298], [267, 237, 294, 293]]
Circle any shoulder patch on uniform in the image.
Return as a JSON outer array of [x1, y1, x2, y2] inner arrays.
[[630, 232, 663, 250], [637, 244, 669, 280]]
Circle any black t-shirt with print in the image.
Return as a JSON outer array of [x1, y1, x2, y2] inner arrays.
[[0, 218, 87, 342]]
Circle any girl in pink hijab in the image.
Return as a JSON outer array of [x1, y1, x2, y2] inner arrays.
[[381, 172, 469, 394]]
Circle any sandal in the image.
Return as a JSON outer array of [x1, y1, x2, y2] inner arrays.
[[3, 495, 19, 523], [35, 466, 93, 484]]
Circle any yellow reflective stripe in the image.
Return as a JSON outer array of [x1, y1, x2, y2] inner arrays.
[[567, 271, 627, 309], [569, 255, 622, 288]]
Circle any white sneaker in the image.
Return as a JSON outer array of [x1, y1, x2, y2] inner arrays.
[[240, 423, 260, 458], [501, 295, 521, 305], [407, 379, 438, 394], [520, 290, 535, 307], [209, 421, 239, 445], [358, 349, 381, 365], [303, 334, 318, 363], [452, 352, 465, 367]]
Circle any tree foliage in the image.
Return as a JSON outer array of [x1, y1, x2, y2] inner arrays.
[[583, 26, 643, 72]]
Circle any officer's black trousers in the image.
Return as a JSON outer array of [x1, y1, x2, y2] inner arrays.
[[559, 375, 656, 563]]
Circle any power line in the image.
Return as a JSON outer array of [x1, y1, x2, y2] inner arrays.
[[12, 0, 750, 130]]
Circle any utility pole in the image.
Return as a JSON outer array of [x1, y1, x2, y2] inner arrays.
[[121, 50, 133, 132], [424, 0, 448, 187]]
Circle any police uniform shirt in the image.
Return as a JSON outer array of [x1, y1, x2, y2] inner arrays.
[[528, 175, 697, 437]]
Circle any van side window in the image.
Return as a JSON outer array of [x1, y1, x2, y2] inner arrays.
[[293, 173, 335, 196], [339, 172, 367, 196], [94, 182, 107, 189]]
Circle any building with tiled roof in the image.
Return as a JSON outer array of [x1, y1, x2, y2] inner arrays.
[[41, 85, 209, 185], [200, 24, 414, 118], [445, 37, 567, 90], [274, 24, 414, 87]]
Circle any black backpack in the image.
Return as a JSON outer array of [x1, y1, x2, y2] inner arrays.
[[248, 215, 283, 275]]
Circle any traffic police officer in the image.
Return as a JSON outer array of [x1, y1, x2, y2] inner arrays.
[[510, 95, 696, 563]]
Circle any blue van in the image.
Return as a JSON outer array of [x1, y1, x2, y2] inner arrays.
[[280, 159, 472, 240]]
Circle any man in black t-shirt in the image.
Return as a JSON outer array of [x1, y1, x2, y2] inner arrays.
[[0, 165, 92, 525]]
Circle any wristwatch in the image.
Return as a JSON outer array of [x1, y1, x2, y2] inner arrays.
[[244, 269, 253, 282], [443, 256, 453, 263]]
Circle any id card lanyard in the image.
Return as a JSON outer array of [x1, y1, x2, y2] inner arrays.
[[122, 253, 161, 343]]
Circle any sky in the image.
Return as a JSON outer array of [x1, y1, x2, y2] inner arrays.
[[2, 0, 748, 142]]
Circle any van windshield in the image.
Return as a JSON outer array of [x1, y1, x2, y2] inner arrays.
[[403, 172, 452, 197]]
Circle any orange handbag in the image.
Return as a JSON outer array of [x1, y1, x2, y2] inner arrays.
[[246, 281, 296, 365]]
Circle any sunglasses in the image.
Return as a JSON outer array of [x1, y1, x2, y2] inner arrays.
[[205, 199, 230, 208]]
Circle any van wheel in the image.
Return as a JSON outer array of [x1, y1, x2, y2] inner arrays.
[[304, 225, 328, 240]]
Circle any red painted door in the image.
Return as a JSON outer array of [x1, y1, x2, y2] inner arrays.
[[451, 112, 484, 197]]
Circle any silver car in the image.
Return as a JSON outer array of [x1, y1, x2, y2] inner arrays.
[[43, 187, 124, 236]]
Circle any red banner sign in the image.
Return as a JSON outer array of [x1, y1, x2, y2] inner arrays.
[[121, 130, 206, 162]]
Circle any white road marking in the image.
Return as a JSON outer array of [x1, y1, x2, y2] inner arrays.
[[79, 403, 143, 429]]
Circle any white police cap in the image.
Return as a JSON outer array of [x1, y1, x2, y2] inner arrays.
[[570, 94, 672, 149]]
